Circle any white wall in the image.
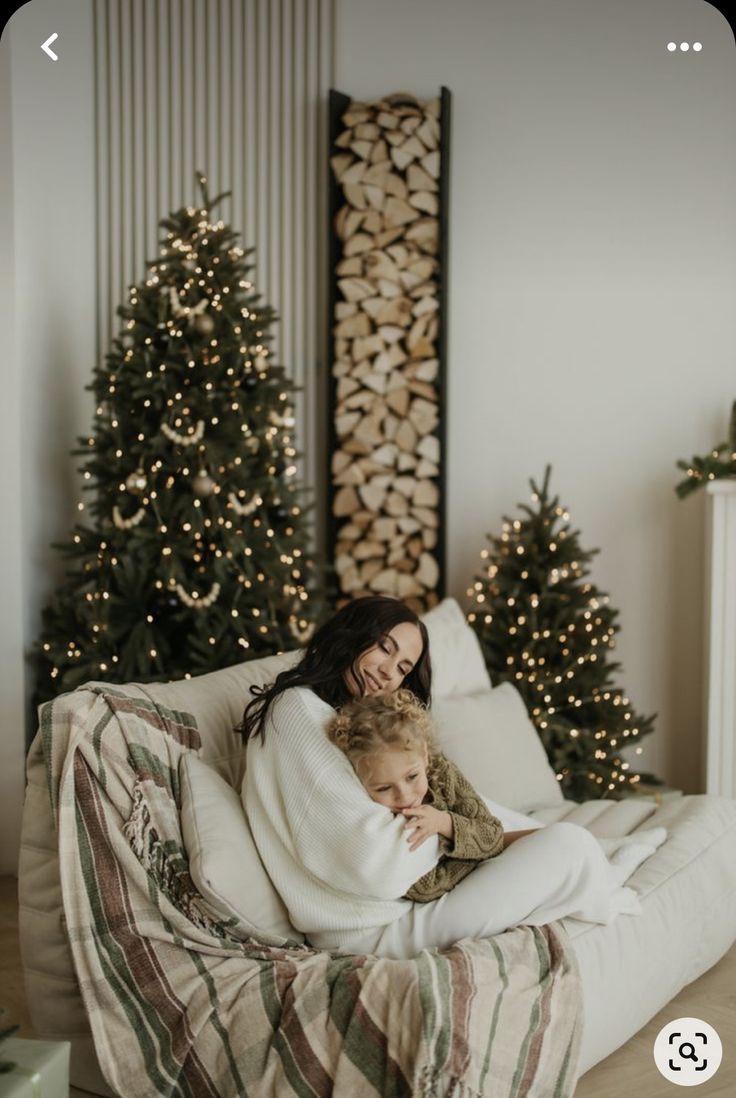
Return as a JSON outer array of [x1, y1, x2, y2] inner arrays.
[[10, 0, 97, 666], [1, 0, 733, 874], [0, 26, 25, 875], [1, 0, 334, 874], [335, 0, 736, 792], [1, 0, 96, 872]]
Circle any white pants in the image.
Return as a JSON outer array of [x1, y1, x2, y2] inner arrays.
[[337, 812, 652, 960]]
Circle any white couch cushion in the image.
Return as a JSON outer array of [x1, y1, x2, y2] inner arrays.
[[179, 752, 303, 946], [431, 683, 564, 812], [142, 649, 300, 791], [550, 794, 736, 1073], [420, 597, 492, 700]]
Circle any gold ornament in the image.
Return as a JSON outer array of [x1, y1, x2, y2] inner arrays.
[[192, 469, 216, 497], [193, 313, 215, 336], [125, 469, 147, 494]]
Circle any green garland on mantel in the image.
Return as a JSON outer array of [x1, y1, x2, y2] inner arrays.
[[675, 400, 736, 499]]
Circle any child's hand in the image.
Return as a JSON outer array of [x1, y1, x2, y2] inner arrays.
[[401, 805, 453, 850]]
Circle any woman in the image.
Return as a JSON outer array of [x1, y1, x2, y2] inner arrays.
[[240, 595, 648, 958]]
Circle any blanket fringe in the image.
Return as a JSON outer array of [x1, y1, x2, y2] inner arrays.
[[123, 782, 239, 941], [122, 783, 152, 861], [417, 1064, 485, 1098]]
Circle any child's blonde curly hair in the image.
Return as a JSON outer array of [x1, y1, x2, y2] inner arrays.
[[326, 688, 438, 783]]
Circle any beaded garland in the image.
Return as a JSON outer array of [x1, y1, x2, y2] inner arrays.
[[161, 419, 206, 447], [173, 580, 221, 609], [227, 491, 262, 516], [112, 505, 146, 530]]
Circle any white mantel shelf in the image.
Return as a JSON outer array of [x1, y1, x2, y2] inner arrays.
[[704, 480, 736, 797]]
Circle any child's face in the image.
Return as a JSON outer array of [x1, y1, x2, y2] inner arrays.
[[358, 747, 429, 812]]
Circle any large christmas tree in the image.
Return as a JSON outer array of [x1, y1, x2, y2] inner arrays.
[[467, 467, 661, 802], [36, 173, 322, 702]]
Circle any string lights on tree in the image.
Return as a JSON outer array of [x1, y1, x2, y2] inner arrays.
[[466, 466, 662, 802], [35, 172, 323, 701]]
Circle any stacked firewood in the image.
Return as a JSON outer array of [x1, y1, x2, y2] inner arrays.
[[330, 92, 443, 611]]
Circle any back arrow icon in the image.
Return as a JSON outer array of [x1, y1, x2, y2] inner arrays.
[[41, 33, 59, 61]]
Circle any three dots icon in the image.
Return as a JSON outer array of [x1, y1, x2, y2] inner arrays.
[[667, 42, 703, 51]]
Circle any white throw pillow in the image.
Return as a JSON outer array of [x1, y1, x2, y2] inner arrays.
[[420, 597, 492, 700], [179, 753, 303, 946], [430, 683, 564, 812]]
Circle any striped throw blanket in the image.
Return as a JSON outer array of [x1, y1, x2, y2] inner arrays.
[[45, 684, 583, 1097]]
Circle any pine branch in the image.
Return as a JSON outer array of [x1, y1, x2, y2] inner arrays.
[[675, 400, 736, 498]]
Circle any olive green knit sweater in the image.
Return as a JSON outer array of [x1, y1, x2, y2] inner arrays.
[[404, 752, 505, 903]]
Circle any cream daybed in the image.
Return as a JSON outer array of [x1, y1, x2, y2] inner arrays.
[[18, 598, 736, 1094]]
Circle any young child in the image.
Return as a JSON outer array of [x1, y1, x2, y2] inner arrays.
[[326, 688, 507, 902]]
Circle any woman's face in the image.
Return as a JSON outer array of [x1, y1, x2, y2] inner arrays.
[[347, 621, 424, 698]]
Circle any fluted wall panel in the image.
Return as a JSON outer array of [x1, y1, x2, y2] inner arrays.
[[92, 0, 333, 503]]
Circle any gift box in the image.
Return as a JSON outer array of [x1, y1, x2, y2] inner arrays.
[[0, 1038, 70, 1097]]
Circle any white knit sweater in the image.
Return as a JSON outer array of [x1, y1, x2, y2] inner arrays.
[[242, 685, 441, 950]]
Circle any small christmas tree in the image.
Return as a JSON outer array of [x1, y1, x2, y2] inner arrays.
[[36, 173, 323, 702], [467, 467, 661, 802]]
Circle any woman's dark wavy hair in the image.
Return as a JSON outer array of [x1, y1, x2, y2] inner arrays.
[[239, 595, 432, 745]]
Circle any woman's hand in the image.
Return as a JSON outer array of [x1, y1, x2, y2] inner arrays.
[[401, 805, 453, 850]]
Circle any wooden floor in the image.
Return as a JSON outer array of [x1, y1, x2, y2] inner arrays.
[[574, 938, 736, 1097], [2, 875, 734, 1096]]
